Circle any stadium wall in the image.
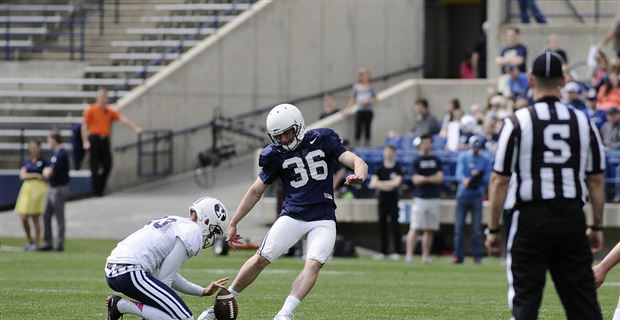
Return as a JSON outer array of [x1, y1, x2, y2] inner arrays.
[[108, 0, 424, 190], [309, 78, 495, 144]]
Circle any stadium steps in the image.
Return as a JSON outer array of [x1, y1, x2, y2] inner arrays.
[[0, 0, 253, 171], [505, 0, 618, 24]]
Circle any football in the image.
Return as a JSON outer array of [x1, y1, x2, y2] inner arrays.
[[213, 288, 238, 320]]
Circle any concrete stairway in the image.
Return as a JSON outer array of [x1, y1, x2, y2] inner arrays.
[[0, 0, 252, 170]]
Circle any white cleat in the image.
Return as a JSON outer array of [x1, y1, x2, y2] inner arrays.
[[197, 306, 216, 320], [273, 314, 294, 320]]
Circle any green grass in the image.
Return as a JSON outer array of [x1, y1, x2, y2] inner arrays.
[[0, 237, 618, 320]]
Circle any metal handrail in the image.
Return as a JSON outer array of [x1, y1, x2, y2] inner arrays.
[[0, 123, 77, 165], [113, 0, 254, 92], [114, 64, 425, 152], [136, 129, 173, 177], [1, 0, 105, 61]]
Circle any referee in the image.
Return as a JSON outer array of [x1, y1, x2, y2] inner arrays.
[[485, 50, 606, 320]]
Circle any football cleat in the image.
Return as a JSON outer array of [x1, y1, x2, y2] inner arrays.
[[273, 314, 294, 320], [106, 295, 123, 320], [197, 306, 216, 320]]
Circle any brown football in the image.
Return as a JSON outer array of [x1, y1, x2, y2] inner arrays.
[[213, 288, 238, 320]]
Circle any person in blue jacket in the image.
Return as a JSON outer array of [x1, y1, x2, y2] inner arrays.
[[453, 136, 492, 264]]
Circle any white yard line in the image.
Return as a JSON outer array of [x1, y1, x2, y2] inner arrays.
[[187, 268, 364, 276]]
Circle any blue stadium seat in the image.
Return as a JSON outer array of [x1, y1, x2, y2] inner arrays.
[[384, 136, 401, 148], [432, 135, 447, 150], [400, 135, 415, 151]]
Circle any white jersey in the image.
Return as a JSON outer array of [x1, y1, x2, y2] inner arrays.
[[107, 216, 202, 274]]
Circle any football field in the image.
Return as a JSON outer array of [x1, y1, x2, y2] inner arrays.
[[1, 237, 618, 320]]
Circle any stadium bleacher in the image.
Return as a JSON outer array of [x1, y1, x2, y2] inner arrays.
[[355, 135, 620, 203], [0, 0, 252, 173]]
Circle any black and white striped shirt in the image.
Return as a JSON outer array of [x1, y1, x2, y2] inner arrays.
[[494, 97, 605, 204]]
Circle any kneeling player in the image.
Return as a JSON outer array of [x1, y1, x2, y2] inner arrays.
[[104, 197, 230, 320]]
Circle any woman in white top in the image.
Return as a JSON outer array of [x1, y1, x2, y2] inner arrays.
[[346, 67, 379, 146]]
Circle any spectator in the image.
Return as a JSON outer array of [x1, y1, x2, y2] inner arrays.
[[514, 97, 528, 111], [485, 110, 510, 152], [459, 51, 475, 79], [469, 103, 485, 128], [346, 67, 379, 146], [587, 89, 608, 129], [565, 82, 588, 114], [405, 135, 443, 265], [440, 98, 462, 137], [547, 33, 568, 65], [458, 115, 483, 150], [471, 23, 488, 79], [14, 139, 48, 251], [483, 95, 507, 140], [368, 144, 403, 260], [442, 108, 464, 152], [495, 27, 528, 74], [518, 0, 547, 24], [39, 131, 70, 252], [602, 107, 620, 148], [410, 98, 439, 137], [598, 3, 620, 59], [506, 64, 529, 99], [592, 49, 610, 91], [597, 63, 620, 110], [319, 94, 340, 120], [70, 123, 84, 170], [592, 242, 620, 319], [81, 87, 143, 196], [453, 136, 491, 264]]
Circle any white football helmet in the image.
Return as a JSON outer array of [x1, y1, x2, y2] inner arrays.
[[189, 197, 229, 249], [266, 104, 305, 151]]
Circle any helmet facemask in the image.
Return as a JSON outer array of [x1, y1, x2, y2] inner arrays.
[[268, 124, 303, 151], [201, 221, 223, 249]]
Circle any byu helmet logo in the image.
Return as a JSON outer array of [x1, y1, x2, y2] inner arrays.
[[214, 204, 227, 221]]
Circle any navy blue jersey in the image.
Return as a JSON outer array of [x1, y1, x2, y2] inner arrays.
[[49, 148, 70, 187], [22, 157, 48, 174], [374, 163, 403, 203], [499, 44, 527, 73], [411, 155, 443, 199], [259, 128, 347, 221]]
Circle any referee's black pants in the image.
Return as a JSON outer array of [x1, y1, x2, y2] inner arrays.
[[507, 200, 601, 320], [88, 135, 112, 196]]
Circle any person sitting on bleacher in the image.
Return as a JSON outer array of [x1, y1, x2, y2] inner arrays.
[[602, 107, 620, 149], [410, 98, 439, 137], [565, 82, 589, 115], [597, 63, 620, 110]]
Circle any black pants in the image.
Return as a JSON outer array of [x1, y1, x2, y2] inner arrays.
[[354, 110, 373, 145], [89, 135, 112, 196], [507, 200, 601, 320], [378, 199, 401, 255]]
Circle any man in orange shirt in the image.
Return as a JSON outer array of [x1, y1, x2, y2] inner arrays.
[[81, 87, 142, 196]]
